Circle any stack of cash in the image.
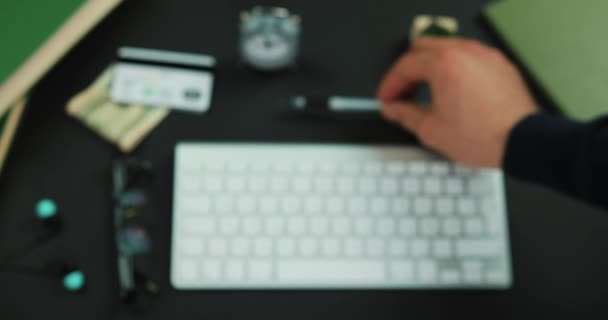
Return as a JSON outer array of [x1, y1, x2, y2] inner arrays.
[[66, 66, 169, 153]]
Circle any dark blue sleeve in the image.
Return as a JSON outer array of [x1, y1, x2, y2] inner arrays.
[[503, 113, 608, 209]]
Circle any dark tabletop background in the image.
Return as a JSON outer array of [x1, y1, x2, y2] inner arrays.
[[1, 0, 608, 319]]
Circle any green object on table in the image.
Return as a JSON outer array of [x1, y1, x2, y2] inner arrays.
[[36, 199, 58, 219], [484, 0, 608, 121], [62, 270, 85, 292], [0, 0, 86, 84]]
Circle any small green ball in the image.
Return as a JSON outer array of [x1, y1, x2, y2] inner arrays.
[[36, 199, 57, 219], [63, 270, 85, 292]]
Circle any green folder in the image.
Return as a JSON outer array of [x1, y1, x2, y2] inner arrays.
[[484, 0, 608, 121], [0, 0, 85, 84]]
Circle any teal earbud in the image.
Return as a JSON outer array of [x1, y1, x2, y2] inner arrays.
[[62, 270, 86, 292], [36, 199, 57, 220]]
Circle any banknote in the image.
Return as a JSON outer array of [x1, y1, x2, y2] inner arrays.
[[66, 66, 169, 153]]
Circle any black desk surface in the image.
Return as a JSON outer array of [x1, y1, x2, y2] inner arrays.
[[2, 0, 608, 319]]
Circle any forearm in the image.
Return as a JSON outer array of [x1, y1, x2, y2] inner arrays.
[[503, 113, 608, 209]]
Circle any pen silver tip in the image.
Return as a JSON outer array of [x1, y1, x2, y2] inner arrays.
[[291, 96, 307, 110]]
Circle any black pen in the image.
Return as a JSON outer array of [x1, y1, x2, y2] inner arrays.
[[291, 95, 381, 113]]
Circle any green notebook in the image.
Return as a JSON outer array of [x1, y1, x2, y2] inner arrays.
[[484, 0, 608, 121], [0, 0, 85, 84], [0, 0, 122, 118]]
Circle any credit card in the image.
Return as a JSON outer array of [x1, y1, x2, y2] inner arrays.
[[110, 47, 216, 113]]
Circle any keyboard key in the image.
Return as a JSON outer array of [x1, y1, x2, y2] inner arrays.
[[314, 177, 333, 193], [408, 162, 427, 175], [230, 237, 250, 256], [457, 239, 504, 257], [371, 196, 390, 215], [180, 196, 211, 214], [386, 161, 406, 175], [436, 197, 455, 216], [277, 238, 296, 256], [342, 162, 361, 175], [287, 217, 307, 235], [391, 198, 410, 215], [411, 239, 430, 257], [208, 238, 228, 256], [319, 162, 338, 174], [281, 196, 301, 214], [321, 238, 341, 256], [402, 177, 420, 194], [264, 217, 284, 235], [310, 217, 330, 235], [304, 196, 324, 214], [344, 238, 364, 257], [201, 260, 222, 280], [486, 270, 509, 284], [278, 260, 385, 283], [446, 178, 464, 194], [296, 162, 315, 174], [299, 238, 318, 256], [348, 197, 367, 214], [181, 237, 204, 256], [423, 177, 441, 194], [465, 218, 484, 236], [366, 238, 386, 257], [380, 177, 399, 195], [457, 197, 477, 216], [237, 196, 256, 214], [354, 218, 374, 236], [440, 270, 461, 284], [202, 161, 223, 173], [442, 218, 461, 236], [363, 162, 383, 175], [413, 197, 432, 215], [417, 260, 438, 283], [397, 218, 416, 236], [336, 177, 356, 195], [271, 176, 289, 193], [180, 176, 201, 193], [249, 260, 273, 280], [332, 218, 351, 236], [358, 178, 377, 194], [202, 176, 224, 192], [248, 176, 267, 193], [227, 161, 248, 173], [388, 239, 408, 256], [219, 217, 240, 235], [327, 197, 345, 214], [259, 196, 279, 214], [433, 239, 452, 258], [178, 260, 199, 280], [293, 177, 312, 193], [183, 217, 216, 235], [215, 196, 235, 213], [242, 217, 262, 235], [226, 177, 246, 193], [274, 162, 293, 174], [389, 261, 414, 282], [254, 238, 273, 257], [376, 218, 394, 236], [225, 261, 246, 281], [421, 218, 440, 236], [429, 162, 450, 175]]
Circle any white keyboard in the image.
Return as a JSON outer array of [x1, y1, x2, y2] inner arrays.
[[171, 143, 512, 289]]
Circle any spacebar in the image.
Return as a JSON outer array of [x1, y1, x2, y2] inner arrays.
[[277, 260, 385, 283]]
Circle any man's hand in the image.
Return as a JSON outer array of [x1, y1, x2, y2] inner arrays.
[[377, 37, 537, 168]]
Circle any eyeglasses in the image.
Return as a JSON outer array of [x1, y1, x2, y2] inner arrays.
[[112, 158, 159, 303]]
